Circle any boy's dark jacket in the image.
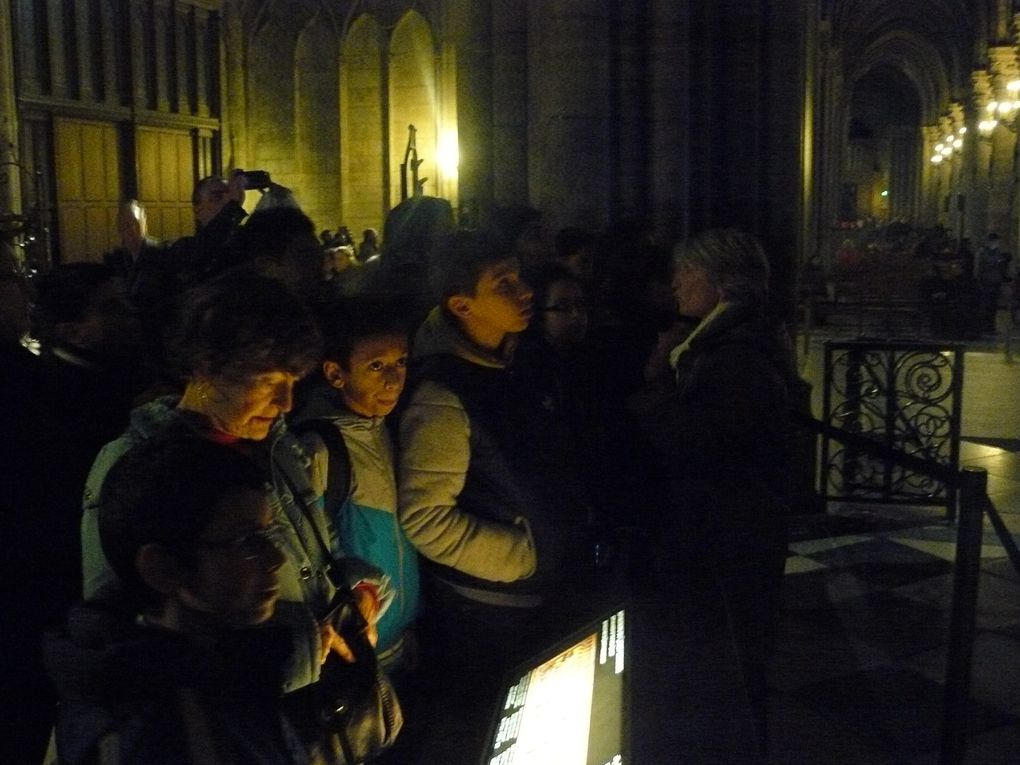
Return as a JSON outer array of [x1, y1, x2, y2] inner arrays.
[[397, 308, 591, 607]]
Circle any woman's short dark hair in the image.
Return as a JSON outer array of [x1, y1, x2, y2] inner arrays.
[[99, 431, 270, 606], [428, 229, 515, 304], [673, 228, 771, 307], [168, 269, 322, 380], [317, 294, 410, 369]]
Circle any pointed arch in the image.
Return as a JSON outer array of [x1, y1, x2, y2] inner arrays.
[[295, 13, 341, 230], [341, 13, 386, 236], [388, 10, 438, 205]]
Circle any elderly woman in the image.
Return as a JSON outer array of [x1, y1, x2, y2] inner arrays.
[[81, 270, 382, 697], [634, 228, 797, 752]]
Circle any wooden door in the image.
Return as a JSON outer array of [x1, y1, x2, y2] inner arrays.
[[136, 126, 195, 242], [54, 117, 121, 262]]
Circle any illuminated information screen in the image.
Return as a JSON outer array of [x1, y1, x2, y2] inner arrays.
[[482, 609, 627, 765]]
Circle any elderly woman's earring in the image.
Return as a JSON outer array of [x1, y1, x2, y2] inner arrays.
[[332, 379, 345, 390]]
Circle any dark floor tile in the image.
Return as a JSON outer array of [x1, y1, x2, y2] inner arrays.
[[831, 590, 950, 657], [790, 666, 1020, 758], [805, 538, 954, 588], [983, 557, 1020, 583], [771, 610, 889, 691]]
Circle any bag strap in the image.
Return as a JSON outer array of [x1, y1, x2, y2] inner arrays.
[[291, 419, 352, 518]]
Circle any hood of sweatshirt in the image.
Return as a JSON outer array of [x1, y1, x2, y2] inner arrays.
[[412, 306, 518, 369]]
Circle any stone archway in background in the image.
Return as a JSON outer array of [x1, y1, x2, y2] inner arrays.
[[388, 11, 438, 206], [296, 13, 341, 232], [341, 13, 386, 237], [844, 65, 922, 225]]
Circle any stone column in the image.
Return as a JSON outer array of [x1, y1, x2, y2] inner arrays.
[[526, 0, 611, 231], [491, 0, 528, 205], [968, 71, 993, 242], [611, 0, 648, 222], [153, 0, 171, 112], [453, 0, 491, 225], [817, 26, 844, 268], [647, 0, 688, 244], [0, 0, 21, 248]]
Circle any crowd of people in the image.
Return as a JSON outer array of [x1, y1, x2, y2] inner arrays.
[[1, 172, 803, 763], [822, 222, 1017, 338]]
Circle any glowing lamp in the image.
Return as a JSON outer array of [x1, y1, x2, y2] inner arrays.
[[437, 130, 459, 178]]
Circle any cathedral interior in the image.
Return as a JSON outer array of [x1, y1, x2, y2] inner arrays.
[[3, 2, 1020, 764], [1, 1, 1016, 302]]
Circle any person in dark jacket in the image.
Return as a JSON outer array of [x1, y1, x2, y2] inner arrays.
[[632, 228, 797, 754], [396, 230, 591, 764], [46, 434, 308, 764]]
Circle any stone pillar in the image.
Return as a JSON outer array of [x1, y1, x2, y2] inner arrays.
[[0, 0, 22, 252], [220, 3, 247, 170], [47, 2, 68, 99], [74, 1, 95, 101], [526, 0, 611, 231], [647, 0, 688, 244], [453, 0, 492, 225], [969, 70, 993, 242], [491, 0, 528, 205], [611, 0, 648, 223], [817, 25, 844, 268], [153, 0, 171, 113]]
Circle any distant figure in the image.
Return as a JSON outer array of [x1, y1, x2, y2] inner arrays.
[[103, 200, 161, 285], [490, 203, 553, 270], [4, 263, 147, 763], [168, 170, 248, 285], [975, 232, 1011, 333], [553, 226, 596, 283], [229, 207, 325, 303], [358, 228, 381, 263]]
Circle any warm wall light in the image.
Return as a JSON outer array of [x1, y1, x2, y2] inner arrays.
[[437, 130, 459, 178]]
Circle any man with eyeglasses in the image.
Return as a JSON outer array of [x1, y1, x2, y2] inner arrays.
[[44, 434, 312, 763]]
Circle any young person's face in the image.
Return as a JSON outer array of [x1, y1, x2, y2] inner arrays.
[[332, 333, 409, 418], [178, 488, 284, 627], [457, 258, 534, 336], [195, 369, 299, 441], [541, 280, 588, 348]]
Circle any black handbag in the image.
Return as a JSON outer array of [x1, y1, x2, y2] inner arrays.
[[315, 585, 403, 764], [277, 457, 403, 763]]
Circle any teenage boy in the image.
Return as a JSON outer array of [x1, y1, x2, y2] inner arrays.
[[44, 433, 308, 764], [290, 296, 419, 673], [397, 230, 593, 698]]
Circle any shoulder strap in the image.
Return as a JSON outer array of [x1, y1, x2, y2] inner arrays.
[[292, 419, 352, 516]]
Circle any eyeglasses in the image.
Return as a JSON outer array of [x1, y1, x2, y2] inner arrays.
[[541, 302, 588, 315], [195, 527, 278, 561]]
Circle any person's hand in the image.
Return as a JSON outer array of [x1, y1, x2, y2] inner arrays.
[[318, 585, 380, 665], [226, 169, 247, 205], [644, 319, 691, 384]]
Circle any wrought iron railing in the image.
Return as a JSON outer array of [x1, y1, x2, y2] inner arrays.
[[821, 340, 964, 516], [796, 410, 1020, 765]]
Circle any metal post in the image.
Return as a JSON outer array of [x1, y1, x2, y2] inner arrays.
[[939, 467, 987, 765]]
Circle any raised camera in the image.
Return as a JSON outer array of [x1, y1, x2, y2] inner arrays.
[[242, 170, 272, 190]]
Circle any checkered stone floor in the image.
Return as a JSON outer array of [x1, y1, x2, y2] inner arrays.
[[769, 499, 1020, 764]]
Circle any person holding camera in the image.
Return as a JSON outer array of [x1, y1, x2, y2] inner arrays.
[[169, 169, 250, 286]]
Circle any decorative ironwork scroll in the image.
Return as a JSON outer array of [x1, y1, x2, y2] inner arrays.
[[821, 340, 964, 508]]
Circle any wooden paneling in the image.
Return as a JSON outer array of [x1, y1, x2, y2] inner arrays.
[[54, 117, 120, 262], [136, 125, 195, 242]]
